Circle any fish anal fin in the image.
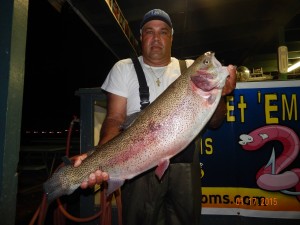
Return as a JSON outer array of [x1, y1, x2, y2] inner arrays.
[[107, 178, 125, 196], [155, 159, 170, 180]]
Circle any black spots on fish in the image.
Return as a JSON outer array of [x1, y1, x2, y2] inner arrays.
[[148, 120, 162, 132], [121, 112, 140, 130], [130, 135, 146, 147], [43, 166, 75, 203]]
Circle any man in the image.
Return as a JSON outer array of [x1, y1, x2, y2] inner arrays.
[[75, 9, 236, 225]]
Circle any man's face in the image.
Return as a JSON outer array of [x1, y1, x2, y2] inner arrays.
[[140, 20, 173, 63]]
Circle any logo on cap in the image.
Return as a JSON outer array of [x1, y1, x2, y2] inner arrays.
[[140, 9, 173, 29]]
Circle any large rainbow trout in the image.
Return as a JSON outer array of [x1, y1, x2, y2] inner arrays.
[[43, 51, 229, 202]]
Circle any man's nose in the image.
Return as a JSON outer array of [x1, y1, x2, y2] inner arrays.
[[153, 32, 160, 40]]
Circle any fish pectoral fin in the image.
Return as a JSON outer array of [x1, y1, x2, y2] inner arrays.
[[107, 178, 125, 196], [121, 112, 141, 130], [155, 159, 170, 180], [207, 93, 217, 105]]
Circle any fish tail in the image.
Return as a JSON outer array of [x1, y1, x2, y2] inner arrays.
[[43, 166, 78, 203]]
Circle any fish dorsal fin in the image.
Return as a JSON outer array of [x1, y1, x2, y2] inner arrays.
[[120, 112, 141, 130]]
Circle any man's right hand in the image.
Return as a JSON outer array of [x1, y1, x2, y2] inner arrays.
[[73, 153, 109, 189]]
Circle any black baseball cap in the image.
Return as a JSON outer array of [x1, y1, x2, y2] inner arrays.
[[140, 9, 173, 29]]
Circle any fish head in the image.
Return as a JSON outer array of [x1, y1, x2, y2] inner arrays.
[[190, 51, 229, 92]]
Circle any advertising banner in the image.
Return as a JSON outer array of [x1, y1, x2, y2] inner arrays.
[[200, 81, 300, 219]]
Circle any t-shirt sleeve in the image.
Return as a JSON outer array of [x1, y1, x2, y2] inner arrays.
[[186, 59, 194, 68], [101, 60, 129, 98]]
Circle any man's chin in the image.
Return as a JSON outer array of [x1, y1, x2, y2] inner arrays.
[[150, 49, 164, 56]]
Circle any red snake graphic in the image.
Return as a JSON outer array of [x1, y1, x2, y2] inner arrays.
[[239, 125, 300, 201]]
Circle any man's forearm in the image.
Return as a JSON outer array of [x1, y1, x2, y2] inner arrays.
[[98, 118, 123, 145], [207, 97, 226, 129]]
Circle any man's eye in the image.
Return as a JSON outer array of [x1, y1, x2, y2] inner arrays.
[[161, 30, 171, 36]]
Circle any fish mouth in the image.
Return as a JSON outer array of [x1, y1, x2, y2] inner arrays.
[[190, 51, 226, 91], [191, 70, 218, 91]]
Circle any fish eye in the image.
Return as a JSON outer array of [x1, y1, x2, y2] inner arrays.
[[203, 59, 210, 65]]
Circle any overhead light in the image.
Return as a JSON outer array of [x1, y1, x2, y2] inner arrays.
[[287, 61, 300, 72]]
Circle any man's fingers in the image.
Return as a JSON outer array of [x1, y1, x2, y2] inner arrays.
[[101, 172, 109, 181], [95, 170, 102, 184], [73, 154, 88, 167], [80, 181, 89, 189], [87, 173, 96, 188], [222, 65, 237, 95]]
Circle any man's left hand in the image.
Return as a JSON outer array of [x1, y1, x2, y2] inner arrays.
[[222, 65, 237, 96]]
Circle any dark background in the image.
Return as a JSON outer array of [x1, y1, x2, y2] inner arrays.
[[22, 0, 300, 134], [22, 0, 116, 132]]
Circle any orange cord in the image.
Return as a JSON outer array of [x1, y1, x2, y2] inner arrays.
[[27, 116, 123, 225]]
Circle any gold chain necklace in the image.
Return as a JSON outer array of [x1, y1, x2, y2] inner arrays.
[[149, 66, 167, 87]]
